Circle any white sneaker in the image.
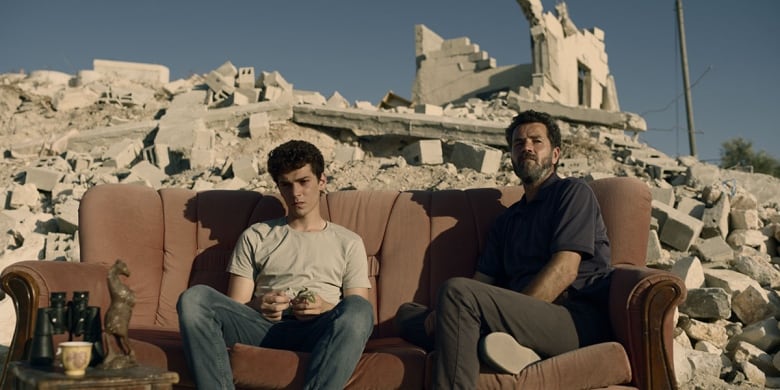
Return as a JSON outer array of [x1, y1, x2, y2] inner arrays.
[[478, 332, 541, 374]]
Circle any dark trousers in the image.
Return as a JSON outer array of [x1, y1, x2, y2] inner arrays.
[[432, 277, 612, 389]]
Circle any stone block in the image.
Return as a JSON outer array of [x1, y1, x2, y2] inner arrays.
[[653, 200, 704, 252], [262, 85, 294, 104], [142, 144, 171, 172], [54, 199, 79, 234], [231, 156, 258, 182], [732, 190, 759, 210], [732, 248, 780, 288], [450, 141, 502, 174], [25, 167, 64, 193], [728, 229, 769, 250], [693, 236, 734, 264], [205, 71, 235, 96], [214, 61, 238, 80], [646, 229, 671, 267], [9, 183, 39, 209], [730, 317, 780, 352], [189, 148, 215, 170], [557, 158, 588, 174], [130, 160, 167, 189], [679, 316, 728, 348], [677, 197, 705, 219], [678, 287, 731, 320], [103, 138, 142, 169], [402, 140, 443, 166], [704, 268, 763, 297], [733, 285, 773, 326], [702, 194, 731, 239], [731, 209, 761, 230], [670, 256, 705, 290], [231, 89, 252, 106], [686, 163, 721, 189], [93, 59, 169, 84], [650, 187, 675, 206], [333, 145, 366, 163], [415, 104, 444, 116], [248, 112, 270, 139], [44, 232, 70, 261], [741, 361, 767, 387], [258, 70, 292, 90], [730, 341, 780, 377], [236, 67, 255, 89], [156, 117, 208, 153], [65, 152, 93, 173]]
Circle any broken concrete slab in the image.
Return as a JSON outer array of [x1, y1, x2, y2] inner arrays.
[[93, 59, 169, 84], [67, 120, 159, 153], [292, 105, 508, 147]]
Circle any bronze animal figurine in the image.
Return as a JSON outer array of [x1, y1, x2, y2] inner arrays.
[[99, 259, 137, 369]]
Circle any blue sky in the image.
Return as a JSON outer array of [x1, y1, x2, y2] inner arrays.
[[1, 1, 777, 163]]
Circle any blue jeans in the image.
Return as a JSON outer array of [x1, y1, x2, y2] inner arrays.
[[177, 285, 374, 390]]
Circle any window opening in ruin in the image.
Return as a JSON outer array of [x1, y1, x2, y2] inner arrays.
[[577, 62, 591, 107]]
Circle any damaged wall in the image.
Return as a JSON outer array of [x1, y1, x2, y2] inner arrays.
[[413, 0, 620, 112]]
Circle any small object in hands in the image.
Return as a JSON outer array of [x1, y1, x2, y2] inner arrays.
[[295, 288, 316, 303], [60, 341, 92, 376], [99, 259, 137, 370]]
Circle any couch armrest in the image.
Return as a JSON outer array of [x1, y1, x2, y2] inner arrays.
[[609, 264, 686, 390], [1, 260, 110, 387]]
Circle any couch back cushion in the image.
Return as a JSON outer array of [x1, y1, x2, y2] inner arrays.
[[79, 177, 650, 333], [80, 184, 166, 327]]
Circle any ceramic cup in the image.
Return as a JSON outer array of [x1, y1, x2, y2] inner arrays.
[[59, 341, 92, 376]]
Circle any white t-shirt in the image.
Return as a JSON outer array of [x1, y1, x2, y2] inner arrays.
[[227, 217, 371, 305]]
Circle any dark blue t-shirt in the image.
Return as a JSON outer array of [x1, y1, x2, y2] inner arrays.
[[477, 175, 612, 298]]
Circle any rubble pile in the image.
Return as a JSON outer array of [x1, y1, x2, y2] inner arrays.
[[2, 60, 780, 389]]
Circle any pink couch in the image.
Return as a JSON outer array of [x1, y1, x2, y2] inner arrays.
[[2, 176, 686, 389]]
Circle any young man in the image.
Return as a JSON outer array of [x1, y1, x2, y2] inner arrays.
[[396, 110, 614, 388], [177, 140, 374, 390]]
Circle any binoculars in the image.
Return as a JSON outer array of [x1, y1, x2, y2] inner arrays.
[[28, 291, 104, 367]]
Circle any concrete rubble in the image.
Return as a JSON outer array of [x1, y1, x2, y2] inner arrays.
[[2, 5, 780, 389], [3, 61, 780, 390]]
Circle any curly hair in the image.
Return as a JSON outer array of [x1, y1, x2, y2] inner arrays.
[[267, 140, 325, 183], [504, 110, 562, 150]]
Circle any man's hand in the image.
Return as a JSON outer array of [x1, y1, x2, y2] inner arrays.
[[256, 290, 292, 322], [291, 292, 334, 321]]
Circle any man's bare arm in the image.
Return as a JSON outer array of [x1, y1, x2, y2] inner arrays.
[[521, 250, 581, 302], [227, 274, 254, 303], [343, 287, 370, 300]]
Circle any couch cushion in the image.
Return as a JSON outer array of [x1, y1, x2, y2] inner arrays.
[[475, 341, 632, 389], [230, 337, 426, 389], [80, 183, 165, 326]]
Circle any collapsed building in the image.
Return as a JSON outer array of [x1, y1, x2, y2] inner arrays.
[[413, 0, 643, 131]]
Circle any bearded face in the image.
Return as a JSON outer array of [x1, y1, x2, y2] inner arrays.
[[509, 122, 560, 185], [512, 152, 555, 184]]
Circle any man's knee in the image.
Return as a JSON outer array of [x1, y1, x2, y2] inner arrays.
[[438, 277, 476, 304], [336, 295, 374, 334], [177, 284, 218, 317]]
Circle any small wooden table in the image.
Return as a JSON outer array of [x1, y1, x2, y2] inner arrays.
[[9, 361, 179, 390]]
